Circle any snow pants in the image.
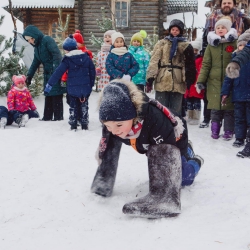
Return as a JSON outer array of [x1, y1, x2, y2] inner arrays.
[[43, 94, 64, 121]]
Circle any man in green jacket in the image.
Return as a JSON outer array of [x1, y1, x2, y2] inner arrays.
[[23, 25, 66, 121]]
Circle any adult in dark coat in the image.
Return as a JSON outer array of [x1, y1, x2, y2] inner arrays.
[[23, 25, 66, 121]]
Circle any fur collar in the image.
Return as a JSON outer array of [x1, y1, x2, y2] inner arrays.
[[65, 50, 84, 57]]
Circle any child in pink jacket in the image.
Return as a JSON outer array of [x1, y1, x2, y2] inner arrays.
[[6, 75, 39, 127]]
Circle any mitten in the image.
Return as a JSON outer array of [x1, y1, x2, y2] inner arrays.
[[221, 95, 227, 106], [44, 83, 52, 95], [122, 74, 131, 81], [226, 62, 240, 78], [227, 34, 235, 42], [33, 109, 40, 117], [213, 38, 220, 46], [146, 77, 154, 93], [195, 82, 205, 94], [25, 76, 32, 86]]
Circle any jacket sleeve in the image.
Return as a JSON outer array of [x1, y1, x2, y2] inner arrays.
[[27, 91, 37, 110], [231, 42, 250, 67], [106, 54, 123, 79], [7, 90, 15, 111], [27, 55, 41, 78], [221, 76, 234, 97], [143, 51, 150, 73], [146, 40, 163, 79], [89, 58, 96, 87], [47, 60, 68, 87], [184, 44, 196, 89], [197, 45, 212, 84], [45, 36, 62, 71], [127, 54, 139, 77]]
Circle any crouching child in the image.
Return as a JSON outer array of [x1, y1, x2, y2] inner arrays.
[[91, 79, 204, 218], [0, 75, 39, 129]]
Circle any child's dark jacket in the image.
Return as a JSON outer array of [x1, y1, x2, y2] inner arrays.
[[222, 51, 250, 102], [106, 47, 139, 80], [47, 50, 96, 98], [100, 80, 188, 156]]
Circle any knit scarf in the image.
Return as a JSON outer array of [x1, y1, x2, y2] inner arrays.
[[111, 46, 128, 56], [101, 43, 111, 52], [124, 120, 144, 139], [165, 35, 186, 60]]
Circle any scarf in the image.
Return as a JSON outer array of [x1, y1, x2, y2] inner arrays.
[[165, 35, 186, 61], [111, 46, 128, 56], [124, 120, 144, 139], [101, 43, 111, 52]]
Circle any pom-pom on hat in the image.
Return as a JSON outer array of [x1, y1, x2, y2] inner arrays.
[[73, 30, 84, 44], [99, 82, 137, 121], [104, 30, 116, 37], [63, 34, 77, 51], [12, 75, 26, 85], [237, 29, 250, 48], [169, 19, 185, 35], [111, 32, 125, 45], [130, 30, 147, 45], [215, 17, 232, 32]]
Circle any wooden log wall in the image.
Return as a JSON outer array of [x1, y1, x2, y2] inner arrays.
[[80, 0, 167, 53]]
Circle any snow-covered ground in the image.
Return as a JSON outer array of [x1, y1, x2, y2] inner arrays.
[[0, 92, 250, 250]]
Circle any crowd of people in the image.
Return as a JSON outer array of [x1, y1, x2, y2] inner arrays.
[[0, 0, 249, 219]]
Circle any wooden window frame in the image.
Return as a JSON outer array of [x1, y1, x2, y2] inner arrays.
[[111, 0, 131, 29]]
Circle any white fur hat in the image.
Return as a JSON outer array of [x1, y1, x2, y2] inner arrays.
[[215, 17, 232, 32], [111, 32, 125, 45], [104, 30, 116, 38], [190, 40, 202, 52]]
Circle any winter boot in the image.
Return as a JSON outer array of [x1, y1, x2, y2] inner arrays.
[[222, 131, 234, 141], [122, 144, 182, 218], [232, 138, 244, 148], [186, 110, 193, 123], [211, 122, 221, 139], [237, 142, 250, 158], [189, 110, 201, 125], [199, 120, 209, 128], [81, 124, 88, 130], [70, 124, 77, 130], [0, 117, 7, 129], [17, 114, 29, 127], [91, 134, 122, 197]]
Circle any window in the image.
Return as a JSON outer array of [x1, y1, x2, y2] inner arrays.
[[112, 0, 130, 28]]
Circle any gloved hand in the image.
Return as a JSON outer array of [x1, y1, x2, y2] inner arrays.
[[122, 74, 131, 81], [213, 38, 220, 46], [221, 95, 227, 106], [44, 83, 52, 95], [227, 34, 235, 42], [33, 109, 40, 118], [61, 81, 66, 87], [195, 82, 205, 94], [25, 76, 32, 86], [146, 77, 154, 93], [226, 62, 240, 78]]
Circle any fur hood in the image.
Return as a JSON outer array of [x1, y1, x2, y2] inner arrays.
[[98, 79, 145, 124]]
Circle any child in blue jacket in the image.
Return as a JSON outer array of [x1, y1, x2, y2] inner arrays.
[[45, 35, 96, 130], [222, 30, 250, 158], [128, 30, 150, 92], [106, 32, 139, 81]]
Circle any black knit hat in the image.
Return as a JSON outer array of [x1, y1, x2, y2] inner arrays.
[[99, 82, 137, 121], [169, 19, 185, 35], [63, 34, 77, 51]]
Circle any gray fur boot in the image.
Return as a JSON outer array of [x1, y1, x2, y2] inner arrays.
[[186, 109, 193, 123], [189, 110, 201, 125], [91, 135, 122, 197], [122, 144, 182, 218]]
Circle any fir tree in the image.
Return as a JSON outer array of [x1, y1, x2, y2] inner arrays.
[[0, 15, 43, 97], [144, 26, 159, 56]]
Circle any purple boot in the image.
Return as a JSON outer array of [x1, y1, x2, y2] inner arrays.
[[222, 131, 234, 141], [211, 122, 221, 139]]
